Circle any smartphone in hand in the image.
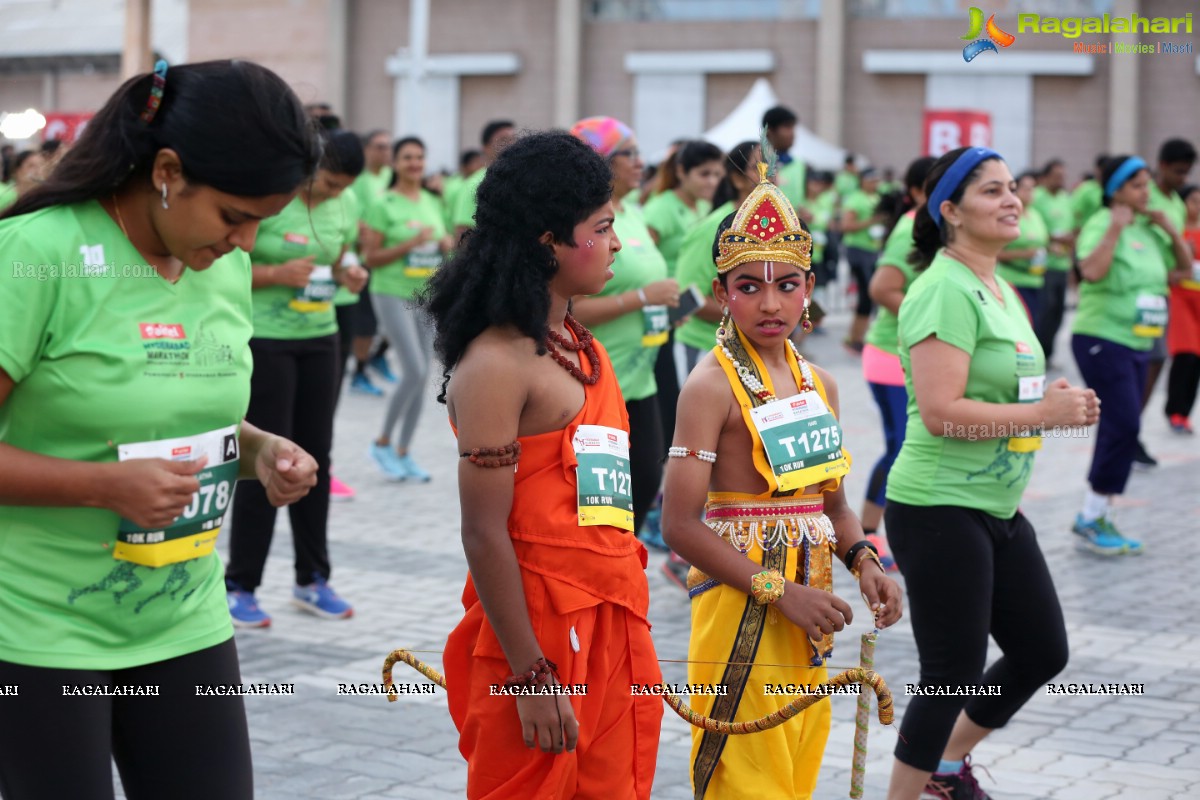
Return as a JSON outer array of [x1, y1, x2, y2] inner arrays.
[[669, 284, 705, 325]]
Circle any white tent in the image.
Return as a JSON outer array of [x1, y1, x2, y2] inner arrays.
[[701, 78, 846, 171]]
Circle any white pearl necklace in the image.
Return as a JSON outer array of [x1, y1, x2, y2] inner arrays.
[[720, 337, 811, 402]]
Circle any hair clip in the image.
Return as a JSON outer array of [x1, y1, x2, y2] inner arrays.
[[139, 60, 169, 124]]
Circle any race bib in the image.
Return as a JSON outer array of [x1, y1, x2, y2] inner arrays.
[[573, 425, 634, 531], [750, 391, 850, 492], [1010, 342, 1043, 452], [404, 242, 441, 279], [115, 425, 240, 567], [289, 265, 336, 313], [1183, 260, 1200, 290], [1030, 248, 1047, 276], [868, 224, 886, 244], [642, 304, 670, 347], [810, 230, 828, 247], [1132, 293, 1167, 338]]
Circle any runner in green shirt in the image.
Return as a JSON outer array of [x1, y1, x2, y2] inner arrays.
[[676, 141, 761, 365], [884, 147, 1094, 800], [763, 105, 807, 213], [441, 148, 482, 231], [1070, 154, 1190, 552], [361, 136, 453, 483], [227, 129, 368, 629], [451, 119, 516, 237], [998, 171, 1050, 319], [571, 116, 679, 535], [1030, 159, 1076, 365], [643, 140, 721, 276], [0, 59, 320, 799], [0, 150, 45, 211], [840, 168, 885, 350]]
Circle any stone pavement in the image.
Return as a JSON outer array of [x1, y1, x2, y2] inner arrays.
[[121, 300, 1200, 799]]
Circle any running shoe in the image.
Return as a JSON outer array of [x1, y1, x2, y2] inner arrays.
[[661, 553, 691, 591], [350, 373, 384, 397], [921, 755, 993, 800], [292, 574, 354, 619], [1071, 514, 1132, 556], [369, 443, 408, 481], [369, 354, 397, 384], [329, 474, 356, 501], [864, 532, 899, 573], [1132, 439, 1158, 469], [1168, 414, 1194, 435], [637, 507, 668, 552], [398, 454, 431, 483], [226, 584, 271, 628]]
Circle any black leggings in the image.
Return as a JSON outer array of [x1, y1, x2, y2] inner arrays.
[[1165, 352, 1200, 419], [0, 638, 251, 800], [227, 334, 337, 591], [625, 395, 665, 533], [885, 501, 1069, 772], [845, 246, 878, 317]]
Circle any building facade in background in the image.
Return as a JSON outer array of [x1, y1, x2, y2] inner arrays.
[[2, 0, 1197, 179]]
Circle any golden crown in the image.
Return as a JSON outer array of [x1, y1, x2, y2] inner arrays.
[[715, 161, 813, 274]]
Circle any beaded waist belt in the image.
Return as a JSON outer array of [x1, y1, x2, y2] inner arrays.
[[704, 496, 837, 555]]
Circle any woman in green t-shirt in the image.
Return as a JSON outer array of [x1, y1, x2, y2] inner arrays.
[[226, 130, 368, 627], [0, 60, 320, 799], [884, 147, 1097, 800], [1069, 155, 1191, 552], [360, 136, 453, 482], [996, 170, 1050, 320], [840, 168, 887, 351], [569, 117, 680, 533]]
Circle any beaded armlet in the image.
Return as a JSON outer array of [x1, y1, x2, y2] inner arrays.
[[668, 446, 716, 464], [460, 441, 521, 468]]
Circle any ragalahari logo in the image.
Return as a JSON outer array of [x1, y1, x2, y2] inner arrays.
[[961, 7, 1016, 62]]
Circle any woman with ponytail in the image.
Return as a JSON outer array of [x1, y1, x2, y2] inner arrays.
[[885, 148, 1094, 800], [0, 60, 320, 799]]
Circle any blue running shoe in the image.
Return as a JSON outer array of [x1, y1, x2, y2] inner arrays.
[[638, 507, 668, 552], [1098, 515, 1144, 555], [351, 373, 384, 397], [226, 584, 271, 628], [369, 443, 408, 481], [369, 354, 397, 383], [398, 454, 431, 482], [292, 574, 354, 619], [1071, 514, 1128, 556]]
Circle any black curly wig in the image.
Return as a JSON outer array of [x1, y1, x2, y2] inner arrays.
[[421, 130, 613, 402]]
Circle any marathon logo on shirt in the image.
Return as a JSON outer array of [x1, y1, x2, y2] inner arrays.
[[139, 323, 186, 340], [283, 233, 309, 245]]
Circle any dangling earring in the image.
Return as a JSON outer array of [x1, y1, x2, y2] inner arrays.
[[801, 305, 813, 333], [160, 183, 169, 210], [716, 307, 731, 343]]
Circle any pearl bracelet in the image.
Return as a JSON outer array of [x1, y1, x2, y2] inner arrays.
[[668, 446, 716, 463]]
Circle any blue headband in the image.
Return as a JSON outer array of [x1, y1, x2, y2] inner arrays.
[[928, 147, 1002, 229], [1104, 156, 1147, 199]]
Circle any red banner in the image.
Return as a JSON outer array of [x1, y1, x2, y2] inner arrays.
[[923, 110, 992, 157], [42, 112, 93, 143]]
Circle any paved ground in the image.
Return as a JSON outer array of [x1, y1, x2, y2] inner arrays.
[[119, 288, 1200, 799]]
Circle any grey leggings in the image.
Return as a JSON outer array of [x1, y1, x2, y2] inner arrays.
[[371, 293, 433, 450]]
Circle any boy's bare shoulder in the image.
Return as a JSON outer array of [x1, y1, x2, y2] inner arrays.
[[678, 351, 733, 408], [807, 360, 837, 392], [449, 328, 537, 399]]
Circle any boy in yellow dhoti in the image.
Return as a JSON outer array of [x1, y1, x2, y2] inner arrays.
[[662, 152, 904, 799]]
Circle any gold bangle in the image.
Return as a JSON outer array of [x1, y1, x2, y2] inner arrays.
[[750, 569, 785, 605], [850, 548, 884, 580]]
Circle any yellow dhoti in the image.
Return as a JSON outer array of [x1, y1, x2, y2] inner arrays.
[[687, 493, 838, 800]]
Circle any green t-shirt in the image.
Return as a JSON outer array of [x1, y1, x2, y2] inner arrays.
[[1031, 186, 1074, 272], [835, 170, 859, 199], [451, 167, 487, 229], [350, 167, 393, 215], [363, 188, 447, 300], [807, 189, 837, 264], [864, 211, 918, 355], [441, 173, 465, 230], [642, 190, 710, 278], [331, 189, 363, 307], [0, 201, 253, 669], [1148, 181, 1187, 268], [887, 252, 1045, 519], [589, 204, 669, 401], [775, 159, 808, 215], [842, 190, 883, 252], [676, 201, 734, 352], [1071, 180, 1102, 231], [997, 208, 1050, 289], [1073, 209, 1169, 351], [249, 193, 357, 340]]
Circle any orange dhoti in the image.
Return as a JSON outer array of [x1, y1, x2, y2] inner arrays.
[[443, 338, 663, 799]]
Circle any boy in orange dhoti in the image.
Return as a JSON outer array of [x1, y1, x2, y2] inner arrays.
[[662, 153, 904, 799], [425, 131, 663, 799]]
